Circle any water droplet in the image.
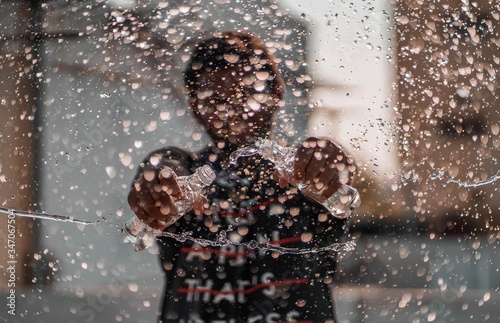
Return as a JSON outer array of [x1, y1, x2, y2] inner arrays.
[[105, 166, 116, 179]]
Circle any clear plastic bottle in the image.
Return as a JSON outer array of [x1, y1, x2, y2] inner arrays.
[[230, 139, 361, 219], [121, 165, 216, 251]]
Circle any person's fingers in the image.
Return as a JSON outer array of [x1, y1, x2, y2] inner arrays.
[[129, 170, 180, 226], [135, 184, 166, 220], [303, 148, 329, 188], [133, 189, 176, 231], [148, 177, 179, 216], [320, 165, 342, 198], [294, 137, 354, 198], [128, 190, 164, 228], [272, 170, 289, 188], [147, 218, 168, 231], [158, 166, 182, 198], [312, 141, 345, 194], [127, 189, 142, 217], [296, 138, 335, 186], [294, 139, 315, 182], [146, 193, 179, 222]]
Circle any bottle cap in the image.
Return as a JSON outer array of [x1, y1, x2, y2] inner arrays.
[[196, 165, 216, 185]]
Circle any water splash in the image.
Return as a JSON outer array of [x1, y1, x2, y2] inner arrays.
[[430, 170, 500, 188], [225, 140, 359, 255], [229, 145, 260, 165], [0, 205, 355, 255], [230, 139, 361, 218], [160, 228, 356, 255], [0, 207, 99, 225]]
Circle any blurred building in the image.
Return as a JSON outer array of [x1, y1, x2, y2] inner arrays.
[[396, 0, 499, 235], [336, 1, 500, 322]]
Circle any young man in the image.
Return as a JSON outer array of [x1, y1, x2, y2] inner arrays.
[[128, 31, 356, 322]]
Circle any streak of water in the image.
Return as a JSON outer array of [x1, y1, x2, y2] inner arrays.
[[430, 170, 500, 188], [229, 146, 260, 165], [0, 207, 99, 225]]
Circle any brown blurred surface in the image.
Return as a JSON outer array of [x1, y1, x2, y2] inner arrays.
[[0, 0, 37, 289], [395, 0, 499, 234]]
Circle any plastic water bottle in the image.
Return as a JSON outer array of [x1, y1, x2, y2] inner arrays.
[[230, 139, 361, 219], [121, 165, 216, 251]]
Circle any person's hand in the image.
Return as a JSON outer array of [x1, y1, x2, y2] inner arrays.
[[127, 165, 205, 231], [276, 137, 355, 200]]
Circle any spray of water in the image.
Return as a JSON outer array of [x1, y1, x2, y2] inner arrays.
[[160, 229, 356, 255], [1, 141, 361, 256], [0, 206, 354, 255]]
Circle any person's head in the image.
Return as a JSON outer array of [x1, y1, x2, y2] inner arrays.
[[184, 31, 284, 149]]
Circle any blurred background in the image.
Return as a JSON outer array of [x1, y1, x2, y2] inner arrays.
[[0, 0, 499, 322]]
